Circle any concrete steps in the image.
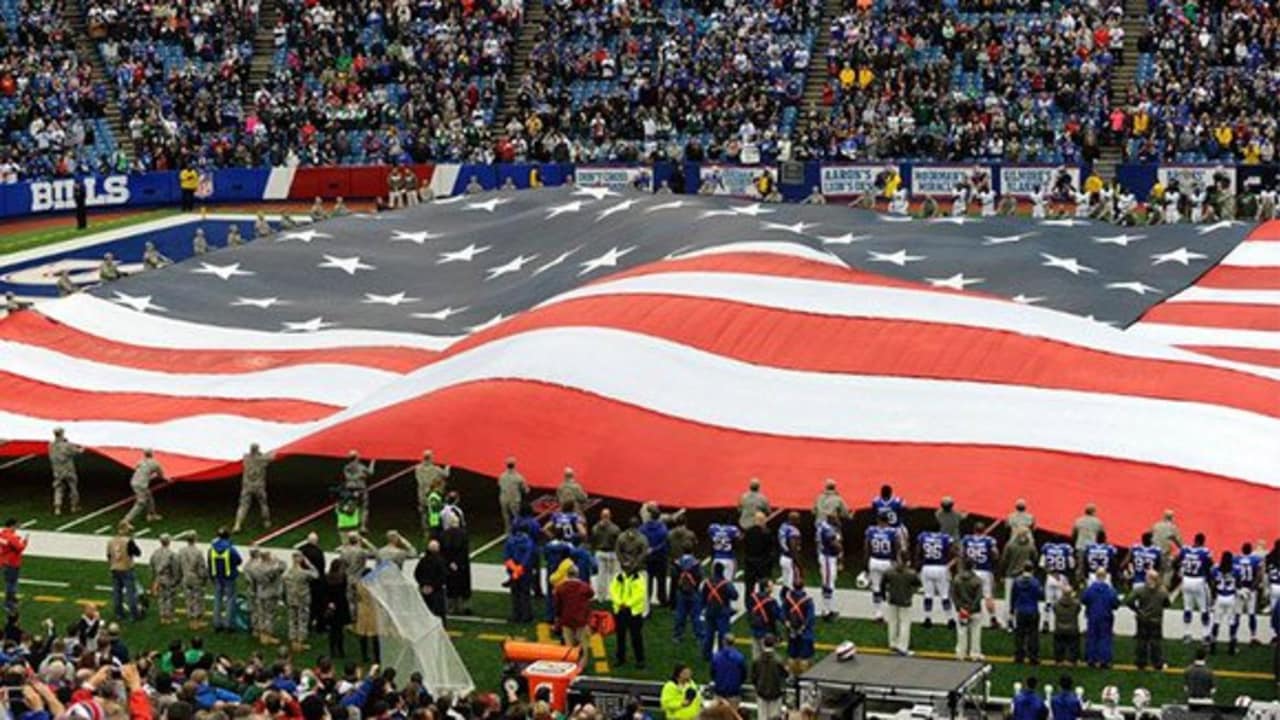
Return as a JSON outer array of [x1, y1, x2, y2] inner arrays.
[[63, 4, 130, 161], [245, 0, 281, 116], [797, 0, 843, 138], [496, 1, 547, 131]]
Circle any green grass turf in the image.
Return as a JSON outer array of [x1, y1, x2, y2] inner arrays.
[[0, 209, 178, 256], [11, 557, 1276, 705]]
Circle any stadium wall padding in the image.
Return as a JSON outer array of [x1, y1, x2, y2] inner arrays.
[[1, 163, 1275, 220]]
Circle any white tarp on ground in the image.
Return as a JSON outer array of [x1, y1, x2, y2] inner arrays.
[[362, 562, 474, 697]]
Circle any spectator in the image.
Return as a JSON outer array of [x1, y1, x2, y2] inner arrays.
[[0, 517, 28, 613], [660, 664, 701, 720], [207, 527, 242, 632], [553, 565, 594, 670], [106, 521, 142, 621], [750, 635, 787, 720], [1011, 677, 1047, 720], [709, 634, 746, 708], [1010, 562, 1044, 665], [882, 555, 920, 656], [1184, 647, 1215, 703], [1050, 676, 1082, 720]]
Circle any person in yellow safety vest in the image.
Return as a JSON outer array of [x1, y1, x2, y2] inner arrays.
[[207, 527, 243, 632], [882, 168, 902, 199], [611, 569, 649, 668], [179, 167, 199, 211], [1084, 172, 1103, 195], [335, 497, 361, 540], [529, 167, 542, 188], [660, 664, 702, 720]]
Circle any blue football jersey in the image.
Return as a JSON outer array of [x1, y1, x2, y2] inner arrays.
[[1129, 545, 1161, 578], [778, 523, 800, 556], [1267, 559, 1280, 585], [871, 496, 905, 527], [1235, 555, 1261, 586], [1084, 543, 1116, 572], [918, 531, 951, 566], [709, 523, 741, 559], [865, 526, 897, 560], [1041, 542, 1074, 573], [961, 535, 996, 571], [1212, 567, 1237, 596], [816, 520, 841, 557], [1179, 546, 1212, 579], [551, 512, 582, 542]]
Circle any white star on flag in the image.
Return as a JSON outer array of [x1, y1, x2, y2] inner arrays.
[[761, 221, 818, 235], [925, 273, 985, 290], [1092, 233, 1145, 247], [432, 195, 468, 205], [572, 186, 621, 200], [817, 233, 870, 245], [391, 230, 443, 244], [282, 317, 336, 332], [232, 297, 285, 309], [464, 197, 511, 213], [1196, 220, 1237, 235], [276, 229, 331, 243], [646, 200, 687, 212], [1040, 218, 1090, 227], [466, 314, 507, 333], [982, 232, 1035, 245], [1106, 281, 1161, 295], [579, 246, 636, 275], [533, 246, 582, 276], [318, 254, 376, 275], [929, 216, 978, 225], [596, 199, 640, 221], [1150, 247, 1208, 266], [111, 291, 166, 313], [546, 201, 589, 219], [437, 243, 491, 264], [868, 249, 926, 266], [1011, 294, 1046, 305], [485, 254, 539, 280], [412, 306, 468, 321], [1084, 315, 1117, 327], [191, 262, 254, 280], [362, 291, 420, 306], [1040, 253, 1096, 275], [701, 203, 775, 218]]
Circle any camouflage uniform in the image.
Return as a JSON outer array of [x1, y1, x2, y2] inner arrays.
[[150, 539, 181, 623], [813, 487, 850, 521], [377, 535, 417, 568], [556, 474, 588, 511], [415, 460, 450, 536], [123, 456, 164, 526], [193, 229, 208, 255], [497, 466, 527, 531], [142, 243, 170, 269], [234, 447, 275, 531], [253, 215, 271, 239], [56, 271, 78, 296], [338, 541, 374, 618], [99, 254, 122, 281], [227, 225, 244, 247], [177, 539, 207, 625], [48, 433, 83, 514], [248, 552, 285, 642], [282, 555, 319, 648], [343, 458, 374, 532]]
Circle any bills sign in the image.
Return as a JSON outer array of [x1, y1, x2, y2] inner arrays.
[[820, 165, 894, 197], [1157, 165, 1236, 194], [910, 165, 992, 196], [29, 176, 130, 213], [999, 166, 1078, 197], [700, 164, 777, 197], [575, 165, 653, 192]]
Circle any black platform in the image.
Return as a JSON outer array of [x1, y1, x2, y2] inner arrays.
[[802, 652, 990, 701]]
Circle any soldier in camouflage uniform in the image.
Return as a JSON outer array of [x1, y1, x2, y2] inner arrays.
[[282, 551, 319, 652], [192, 228, 209, 255], [99, 252, 122, 281], [496, 457, 527, 532], [141, 241, 171, 269], [415, 450, 450, 538], [122, 449, 165, 526], [556, 468, 588, 511], [338, 532, 376, 620], [342, 451, 375, 533], [177, 532, 207, 628], [227, 224, 244, 247], [247, 549, 286, 645], [56, 270, 78, 296], [233, 443, 275, 533], [253, 213, 271, 239], [377, 530, 418, 569], [149, 533, 181, 624], [48, 427, 83, 515]]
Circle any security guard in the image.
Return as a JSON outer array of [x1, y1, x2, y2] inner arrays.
[[177, 532, 208, 629], [611, 568, 649, 668], [48, 427, 83, 516], [122, 449, 165, 526], [282, 551, 318, 653], [179, 166, 199, 211], [233, 443, 275, 533], [149, 533, 181, 624]]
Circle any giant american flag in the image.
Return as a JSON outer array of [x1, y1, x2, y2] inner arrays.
[[1, 187, 1276, 545]]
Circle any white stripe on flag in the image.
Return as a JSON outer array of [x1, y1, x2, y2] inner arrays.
[[1127, 323, 1280, 351], [1221, 241, 1280, 268], [1166, 287, 1280, 306]]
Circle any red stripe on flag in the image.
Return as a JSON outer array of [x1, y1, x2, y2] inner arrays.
[[279, 379, 1279, 548], [1141, 302, 1280, 331], [0, 311, 437, 373], [1193, 266, 1280, 290], [443, 294, 1280, 418], [1246, 219, 1280, 241], [0, 371, 337, 423], [1176, 346, 1280, 368]]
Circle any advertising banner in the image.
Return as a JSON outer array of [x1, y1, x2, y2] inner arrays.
[[699, 164, 776, 197], [575, 165, 653, 191], [999, 166, 1078, 197], [820, 164, 895, 197], [1157, 165, 1236, 194], [909, 165, 990, 196]]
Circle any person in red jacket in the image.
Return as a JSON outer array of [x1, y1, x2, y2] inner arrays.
[[553, 564, 595, 669], [1, 517, 29, 613]]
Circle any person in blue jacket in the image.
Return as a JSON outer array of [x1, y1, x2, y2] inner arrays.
[[512, 503, 545, 599], [1081, 568, 1120, 668], [1011, 677, 1047, 720], [701, 561, 738, 660], [502, 526, 536, 623], [1010, 561, 1044, 664], [745, 578, 781, 659], [640, 512, 670, 607], [207, 528, 242, 633], [193, 669, 242, 708], [1050, 675, 1082, 720], [567, 540, 597, 585], [710, 633, 748, 706], [671, 552, 704, 644], [780, 577, 816, 674]]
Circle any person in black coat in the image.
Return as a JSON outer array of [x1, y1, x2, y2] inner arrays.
[[414, 539, 448, 623], [299, 532, 328, 632], [440, 516, 472, 616], [323, 560, 351, 658], [742, 511, 775, 600], [73, 177, 87, 230]]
